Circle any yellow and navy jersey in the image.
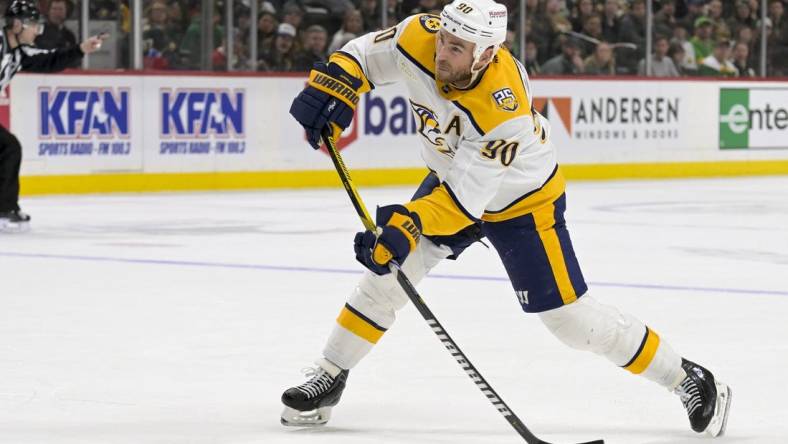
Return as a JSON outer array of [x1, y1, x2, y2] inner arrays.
[[331, 14, 564, 236]]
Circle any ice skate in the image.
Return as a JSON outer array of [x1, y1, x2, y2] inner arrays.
[[0, 210, 30, 233], [280, 358, 349, 427], [674, 358, 731, 437]]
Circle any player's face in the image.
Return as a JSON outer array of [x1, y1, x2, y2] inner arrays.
[[18, 20, 43, 44], [435, 29, 475, 84]]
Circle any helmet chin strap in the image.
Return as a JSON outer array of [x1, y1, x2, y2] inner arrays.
[[460, 43, 499, 88]]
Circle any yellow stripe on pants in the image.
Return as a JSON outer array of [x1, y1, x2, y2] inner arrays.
[[624, 328, 661, 375], [532, 203, 578, 305], [336, 306, 386, 344]]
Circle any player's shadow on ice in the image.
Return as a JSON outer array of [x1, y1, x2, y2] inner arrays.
[[286, 424, 517, 440], [289, 424, 758, 444]]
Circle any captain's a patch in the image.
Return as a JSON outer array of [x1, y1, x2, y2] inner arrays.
[[492, 88, 519, 112]]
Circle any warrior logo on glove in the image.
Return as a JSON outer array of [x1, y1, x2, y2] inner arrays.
[[354, 205, 422, 275], [289, 62, 363, 150]]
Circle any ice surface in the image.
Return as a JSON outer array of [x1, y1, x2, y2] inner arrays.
[[1, 177, 787, 443]]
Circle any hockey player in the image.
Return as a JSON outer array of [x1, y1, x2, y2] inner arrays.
[[0, 0, 104, 232], [283, 0, 731, 437]]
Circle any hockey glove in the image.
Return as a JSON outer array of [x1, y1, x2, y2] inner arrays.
[[354, 205, 422, 275], [289, 62, 362, 149]]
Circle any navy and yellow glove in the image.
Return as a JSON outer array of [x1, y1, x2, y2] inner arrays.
[[289, 62, 362, 149], [354, 205, 422, 275]]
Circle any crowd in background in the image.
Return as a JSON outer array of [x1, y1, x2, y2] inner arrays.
[[5, 0, 788, 76]]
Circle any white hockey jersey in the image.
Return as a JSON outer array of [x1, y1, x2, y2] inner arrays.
[[331, 14, 565, 236]]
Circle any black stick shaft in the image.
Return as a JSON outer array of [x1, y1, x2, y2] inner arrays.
[[390, 263, 545, 443]]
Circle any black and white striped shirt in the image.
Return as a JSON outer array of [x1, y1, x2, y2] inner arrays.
[[0, 28, 83, 91]]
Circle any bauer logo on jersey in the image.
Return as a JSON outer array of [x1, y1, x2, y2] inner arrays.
[[160, 88, 244, 137], [39, 87, 129, 138], [419, 15, 441, 33], [492, 88, 519, 112]]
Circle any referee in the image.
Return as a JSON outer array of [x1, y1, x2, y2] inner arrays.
[[0, 0, 104, 232]]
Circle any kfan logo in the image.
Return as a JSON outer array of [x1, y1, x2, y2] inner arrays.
[[39, 87, 129, 138], [161, 88, 244, 137]]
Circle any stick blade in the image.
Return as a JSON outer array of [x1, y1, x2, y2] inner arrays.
[[533, 439, 604, 444]]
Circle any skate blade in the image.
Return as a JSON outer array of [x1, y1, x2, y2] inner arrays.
[[0, 221, 30, 233], [280, 406, 331, 427], [705, 381, 732, 437]]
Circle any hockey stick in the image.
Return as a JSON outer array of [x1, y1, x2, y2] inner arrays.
[[321, 129, 603, 444]]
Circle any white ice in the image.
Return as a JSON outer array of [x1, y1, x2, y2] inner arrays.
[[1, 177, 787, 444]]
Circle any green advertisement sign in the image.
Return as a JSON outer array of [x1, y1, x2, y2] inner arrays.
[[719, 88, 788, 150]]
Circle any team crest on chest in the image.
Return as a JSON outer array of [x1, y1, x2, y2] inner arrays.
[[409, 100, 445, 147], [419, 15, 441, 33], [409, 100, 455, 158], [492, 88, 519, 112]]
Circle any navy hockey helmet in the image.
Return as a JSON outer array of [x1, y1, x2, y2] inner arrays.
[[5, 0, 42, 22]]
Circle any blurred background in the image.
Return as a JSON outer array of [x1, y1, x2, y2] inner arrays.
[[11, 0, 787, 77]]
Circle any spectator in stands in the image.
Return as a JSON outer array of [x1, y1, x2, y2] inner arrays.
[[261, 1, 277, 15], [504, 28, 519, 57], [542, 37, 584, 74], [179, 5, 224, 70], [601, 0, 622, 43], [679, 0, 706, 34], [638, 35, 679, 76], [257, 11, 279, 56], [768, 0, 785, 56], [409, 0, 442, 15], [770, 0, 785, 31], [546, 0, 572, 36], [748, 0, 761, 20], [580, 14, 605, 55], [524, 40, 541, 74], [383, 0, 400, 28], [707, 0, 731, 41], [524, 0, 540, 23], [733, 25, 758, 67], [731, 41, 756, 76], [619, 0, 647, 71], [528, 0, 557, 63], [232, 32, 251, 71], [212, 36, 229, 70], [281, 2, 305, 31], [293, 24, 328, 71], [668, 41, 694, 75], [167, 0, 188, 33], [261, 23, 298, 72], [359, 0, 380, 31], [329, 8, 363, 53], [699, 39, 738, 76], [728, 1, 757, 36], [571, 0, 596, 33], [735, 25, 754, 49], [141, 0, 181, 69], [690, 16, 715, 65], [584, 41, 616, 75], [35, 0, 78, 53], [768, 0, 788, 75], [672, 24, 698, 71], [235, 4, 252, 41], [321, 0, 357, 22], [654, 0, 677, 39]]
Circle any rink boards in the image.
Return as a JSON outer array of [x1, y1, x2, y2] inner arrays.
[[9, 72, 788, 195]]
